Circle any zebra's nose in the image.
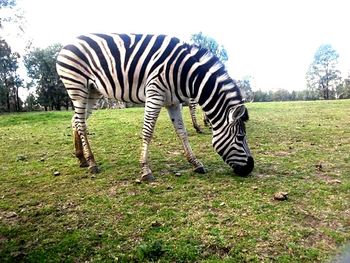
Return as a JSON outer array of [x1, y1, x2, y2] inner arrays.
[[233, 156, 254, 177]]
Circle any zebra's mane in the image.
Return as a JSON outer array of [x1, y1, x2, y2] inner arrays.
[[188, 43, 242, 100], [189, 44, 227, 73]]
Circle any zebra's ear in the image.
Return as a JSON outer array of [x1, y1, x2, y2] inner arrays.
[[229, 105, 248, 123]]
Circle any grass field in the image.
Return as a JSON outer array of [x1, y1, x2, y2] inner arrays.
[[0, 100, 350, 262]]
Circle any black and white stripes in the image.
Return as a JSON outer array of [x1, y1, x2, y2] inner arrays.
[[56, 33, 254, 180]]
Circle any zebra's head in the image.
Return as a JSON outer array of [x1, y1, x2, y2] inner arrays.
[[212, 104, 254, 176]]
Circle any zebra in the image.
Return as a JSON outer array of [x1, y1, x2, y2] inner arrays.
[[56, 33, 254, 181]]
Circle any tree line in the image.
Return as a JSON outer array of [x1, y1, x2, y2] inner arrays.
[[1, 0, 350, 112], [241, 44, 350, 102], [2, 39, 350, 113]]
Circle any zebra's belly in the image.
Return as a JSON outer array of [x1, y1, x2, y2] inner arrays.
[[95, 79, 147, 104]]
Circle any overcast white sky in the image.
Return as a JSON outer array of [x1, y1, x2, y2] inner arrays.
[[3, 0, 350, 92]]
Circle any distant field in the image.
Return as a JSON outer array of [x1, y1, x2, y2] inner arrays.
[[0, 100, 349, 262]]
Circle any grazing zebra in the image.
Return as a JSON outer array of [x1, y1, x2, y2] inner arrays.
[[56, 33, 254, 181]]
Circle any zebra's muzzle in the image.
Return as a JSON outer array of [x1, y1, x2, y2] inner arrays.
[[233, 156, 254, 177]]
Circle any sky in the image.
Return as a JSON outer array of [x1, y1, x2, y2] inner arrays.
[[2, 0, 350, 92]]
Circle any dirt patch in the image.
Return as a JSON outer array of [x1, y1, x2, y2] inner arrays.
[[0, 211, 20, 224], [0, 234, 8, 243], [302, 230, 336, 250], [203, 243, 231, 257]]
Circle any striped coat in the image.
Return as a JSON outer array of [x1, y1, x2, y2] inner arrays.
[[56, 34, 254, 180]]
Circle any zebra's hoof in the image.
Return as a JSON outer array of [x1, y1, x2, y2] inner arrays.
[[195, 128, 204, 134], [141, 173, 155, 182], [79, 161, 89, 168], [194, 166, 207, 174], [89, 166, 100, 174]]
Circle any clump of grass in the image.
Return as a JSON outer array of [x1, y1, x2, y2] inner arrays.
[[136, 240, 165, 261]]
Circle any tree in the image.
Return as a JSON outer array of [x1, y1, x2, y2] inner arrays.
[[336, 74, 350, 99], [1, 0, 30, 62], [0, 0, 16, 28], [272, 89, 291, 101], [24, 44, 69, 111], [237, 76, 253, 101], [191, 32, 228, 63], [0, 38, 22, 112], [253, 89, 272, 102], [0, 0, 15, 7], [306, 44, 341, 100], [1, 0, 26, 37], [24, 92, 39, 111]]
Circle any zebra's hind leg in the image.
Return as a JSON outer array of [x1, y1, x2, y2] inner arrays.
[[72, 121, 88, 168], [71, 87, 102, 174], [189, 100, 203, 133], [167, 104, 207, 174], [72, 109, 99, 174]]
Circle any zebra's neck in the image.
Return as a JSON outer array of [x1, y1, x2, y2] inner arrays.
[[186, 46, 243, 127]]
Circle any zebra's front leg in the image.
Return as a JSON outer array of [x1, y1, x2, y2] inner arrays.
[[167, 104, 207, 174], [139, 96, 163, 182]]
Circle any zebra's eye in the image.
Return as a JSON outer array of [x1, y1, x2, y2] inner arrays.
[[236, 135, 245, 141]]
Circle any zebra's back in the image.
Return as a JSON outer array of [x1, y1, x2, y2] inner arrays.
[[56, 33, 187, 104]]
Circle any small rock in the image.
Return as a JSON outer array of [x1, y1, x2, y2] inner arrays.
[[53, 171, 60, 176], [175, 172, 181, 177], [252, 186, 258, 190], [16, 155, 28, 162], [274, 192, 288, 201], [5, 212, 18, 218], [40, 158, 45, 162], [328, 179, 341, 184], [219, 202, 226, 206]]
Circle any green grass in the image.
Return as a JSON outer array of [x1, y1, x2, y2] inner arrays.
[[0, 100, 349, 262]]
